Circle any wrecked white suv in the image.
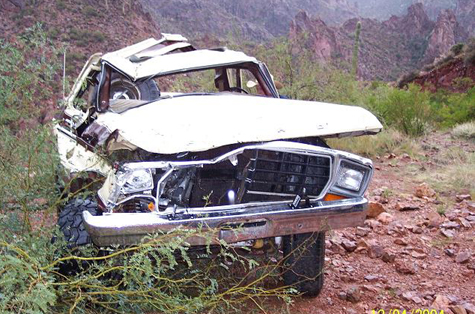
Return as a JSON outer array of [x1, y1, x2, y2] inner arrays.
[[55, 34, 382, 296]]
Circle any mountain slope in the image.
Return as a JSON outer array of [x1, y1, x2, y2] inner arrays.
[[289, 4, 470, 80], [0, 0, 160, 77], [139, 0, 359, 41]]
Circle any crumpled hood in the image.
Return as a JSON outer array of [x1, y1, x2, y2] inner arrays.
[[96, 94, 383, 154]]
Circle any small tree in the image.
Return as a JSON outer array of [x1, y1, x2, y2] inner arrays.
[[351, 21, 362, 79]]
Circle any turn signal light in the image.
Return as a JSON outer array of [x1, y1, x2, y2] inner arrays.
[[323, 194, 346, 202]]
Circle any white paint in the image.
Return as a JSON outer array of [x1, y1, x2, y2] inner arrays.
[[95, 94, 383, 154]]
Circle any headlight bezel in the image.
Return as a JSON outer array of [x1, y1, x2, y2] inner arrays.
[[330, 159, 372, 198], [118, 168, 154, 194]]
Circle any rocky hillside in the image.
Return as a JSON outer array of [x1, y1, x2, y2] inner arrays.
[[140, 0, 473, 41], [139, 0, 359, 41], [137, 0, 471, 81], [351, 0, 456, 21], [289, 4, 470, 80], [407, 43, 475, 92], [0, 0, 160, 77]]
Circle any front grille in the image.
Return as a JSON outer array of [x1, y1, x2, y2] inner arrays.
[[244, 150, 331, 199]]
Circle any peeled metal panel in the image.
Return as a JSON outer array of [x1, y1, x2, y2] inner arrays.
[[95, 94, 383, 154], [102, 49, 258, 80]]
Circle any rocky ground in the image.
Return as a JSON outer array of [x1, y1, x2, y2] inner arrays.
[[284, 132, 475, 314]]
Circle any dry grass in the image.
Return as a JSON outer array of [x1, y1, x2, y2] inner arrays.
[[328, 128, 421, 158], [451, 121, 475, 141], [418, 146, 475, 197]]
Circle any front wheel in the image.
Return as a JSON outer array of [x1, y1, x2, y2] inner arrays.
[[283, 232, 325, 297], [58, 197, 101, 247]]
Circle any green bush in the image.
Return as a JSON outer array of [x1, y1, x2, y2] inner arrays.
[[450, 43, 464, 56], [368, 84, 432, 136], [429, 87, 475, 127], [91, 31, 106, 43], [82, 5, 100, 17], [464, 38, 475, 66]]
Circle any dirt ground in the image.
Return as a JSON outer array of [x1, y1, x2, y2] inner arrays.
[[279, 132, 475, 314]]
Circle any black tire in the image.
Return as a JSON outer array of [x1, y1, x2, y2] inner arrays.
[[58, 197, 101, 247], [283, 232, 325, 297], [110, 73, 160, 101]]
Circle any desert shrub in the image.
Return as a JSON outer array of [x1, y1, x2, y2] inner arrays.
[[82, 5, 99, 17], [396, 70, 419, 88], [429, 87, 475, 127], [450, 43, 464, 56], [368, 84, 432, 136], [69, 28, 106, 46], [418, 145, 475, 196], [1, 222, 294, 313], [452, 121, 475, 141], [91, 31, 106, 43], [0, 24, 62, 229], [328, 128, 421, 157], [47, 26, 60, 40], [452, 77, 474, 91], [56, 0, 66, 10], [464, 38, 475, 66]]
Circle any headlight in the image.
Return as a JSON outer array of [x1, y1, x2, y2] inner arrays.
[[331, 160, 371, 196], [118, 169, 154, 194], [336, 167, 364, 191]]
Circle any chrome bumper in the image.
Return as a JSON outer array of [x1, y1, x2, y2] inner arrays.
[[83, 197, 368, 246]]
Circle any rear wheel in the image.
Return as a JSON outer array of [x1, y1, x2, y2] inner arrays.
[[283, 232, 325, 297]]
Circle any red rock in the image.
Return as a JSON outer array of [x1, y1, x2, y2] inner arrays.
[[345, 286, 361, 303], [385, 153, 397, 159], [412, 296, 423, 304], [364, 275, 379, 282], [414, 183, 435, 198], [394, 238, 408, 246], [382, 251, 396, 263], [362, 285, 378, 293], [444, 249, 455, 257], [451, 306, 468, 314], [411, 252, 427, 259], [395, 260, 417, 274], [401, 153, 411, 160], [377, 212, 394, 224], [457, 217, 472, 228], [342, 239, 357, 253], [407, 225, 423, 234], [355, 226, 370, 237], [372, 187, 388, 197], [402, 291, 415, 301], [455, 251, 471, 264], [456, 194, 472, 202], [431, 295, 451, 312], [355, 239, 369, 253], [367, 202, 385, 218], [395, 202, 420, 211], [461, 303, 475, 314], [440, 221, 461, 229], [369, 245, 385, 259], [440, 229, 455, 238]]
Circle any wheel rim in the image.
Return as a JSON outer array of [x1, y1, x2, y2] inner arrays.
[[110, 79, 141, 100]]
